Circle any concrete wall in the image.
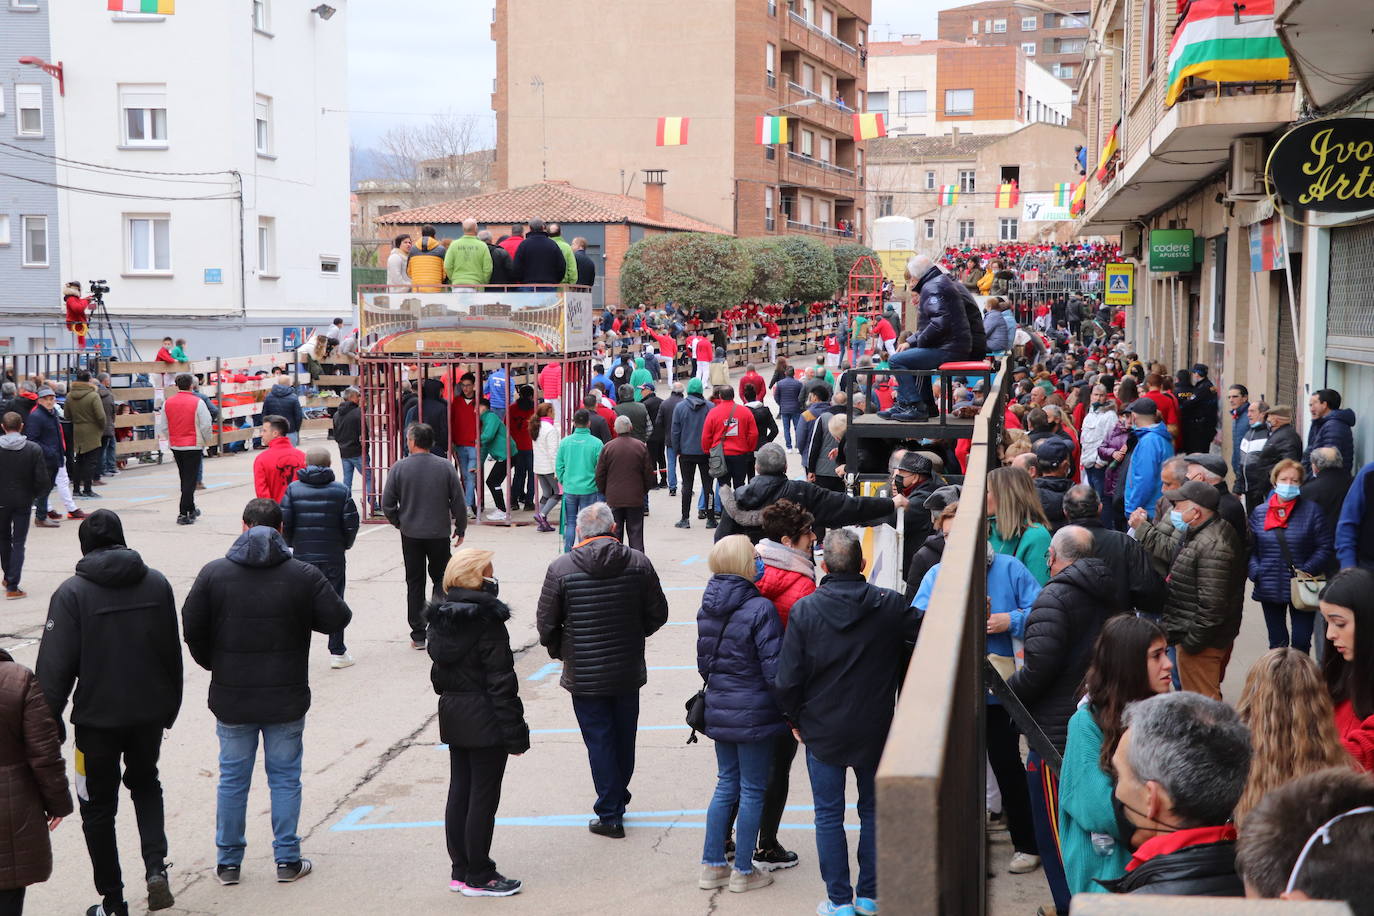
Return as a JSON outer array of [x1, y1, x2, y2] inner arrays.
[[0, 0, 61, 329]]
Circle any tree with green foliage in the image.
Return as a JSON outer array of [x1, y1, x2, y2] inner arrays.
[[618, 233, 751, 314], [776, 236, 840, 302], [832, 242, 881, 294], [739, 238, 795, 304]]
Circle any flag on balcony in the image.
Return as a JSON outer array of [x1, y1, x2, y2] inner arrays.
[[756, 116, 789, 145], [655, 117, 689, 146], [1165, 0, 1289, 107], [1053, 183, 1074, 207], [1096, 122, 1119, 182], [937, 185, 959, 206], [995, 183, 1020, 209], [1070, 178, 1087, 216], [108, 0, 175, 11], [852, 112, 886, 141]]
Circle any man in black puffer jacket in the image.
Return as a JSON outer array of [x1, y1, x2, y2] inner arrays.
[[332, 388, 363, 497], [282, 449, 360, 667], [1062, 485, 1165, 615], [181, 498, 351, 884], [1008, 525, 1119, 914], [535, 502, 668, 838], [882, 254, 975, 422], [716, 443, 897, 542], [404, 378, 450, 457], [261, 375, 304, 445], [36, 509, 182, 915]]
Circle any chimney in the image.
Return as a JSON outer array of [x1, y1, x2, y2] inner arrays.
[[643, 169, 666, 221]]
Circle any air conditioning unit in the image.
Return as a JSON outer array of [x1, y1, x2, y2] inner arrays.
[[1228, 137, 1266, 200], [1121, 225, 1142, 258]]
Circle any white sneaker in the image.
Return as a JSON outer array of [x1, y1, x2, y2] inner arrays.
[[1008, 852, 1041, 874], [485, 510, 509, 522], [330, 653, 355, 669]]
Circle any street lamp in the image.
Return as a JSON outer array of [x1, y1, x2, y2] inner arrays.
[[310, 4, 336, 19], [764, 98, 819, 114], [17, 56, 63, 96]]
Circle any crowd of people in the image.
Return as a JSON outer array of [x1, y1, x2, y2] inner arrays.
[[3, 239, 1374, 916]]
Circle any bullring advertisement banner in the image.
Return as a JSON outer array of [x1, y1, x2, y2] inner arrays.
[[358, 289, 593, 355]]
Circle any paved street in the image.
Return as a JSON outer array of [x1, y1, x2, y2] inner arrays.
[[0, 369, 1274, 916]]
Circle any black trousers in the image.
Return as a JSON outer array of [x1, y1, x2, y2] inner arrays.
[[722, 453, 751, 488], [0, 888, 22, 916], [985, 704, 1037, 855], [728, 730, 799, 852], [401, 535, 449, 642], [171, 449, 201, 516], [76, 447, 101, 493], [446, 746, 508, 886], [611, 506, 645, 553], [678, 454, 712, 520], [74, 724, 168, 906], [486, 460, 508, 512], [649, 440, 667, 484]]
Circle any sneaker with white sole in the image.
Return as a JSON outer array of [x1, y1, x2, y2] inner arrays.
[[485, 509, 510, 522], [817, 902, 857, 916], [461, 874, 522, 897], [215, 864, 240, 886], [1008, 851, 1042, 874], [855, 897, 878, 915], [728, 869, 773, 893], [330, 653, 355, 669], [276, 858, 313, 882], [448, 880, 467, 893], [752, 846, 800, 871], [698, 864, 730, 889]]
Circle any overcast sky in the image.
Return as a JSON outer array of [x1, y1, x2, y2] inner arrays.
[[346, 0, 963, 149]]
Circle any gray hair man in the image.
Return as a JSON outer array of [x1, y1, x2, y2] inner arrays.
[[594, 416, 655, 552], [1104, 692, 1250, 895], [333, 386, 364, 496], [536, 498, 668, 838], [1302, 445, 1352, 547], [879, 252, 975, 423], [775, 528, 916, 912], [1184, 452, 1247, 545], [1062, 484, 1164, 614]]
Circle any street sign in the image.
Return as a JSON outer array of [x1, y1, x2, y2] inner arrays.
[[282, 327, 303, 350], [1148, 229, 1195, 272], [1104, 263, 1134, 306], [204, 268, 223, 284]]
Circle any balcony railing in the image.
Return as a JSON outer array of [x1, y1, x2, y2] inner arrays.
[[786, 218, 849, 237], [787, 149, 855, 177], [786, 80, 853, 112], [786, 10, 857, 54]]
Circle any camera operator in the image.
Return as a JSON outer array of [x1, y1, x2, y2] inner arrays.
[[63, 282, 92, 349]]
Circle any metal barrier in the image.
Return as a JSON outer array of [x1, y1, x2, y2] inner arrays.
[[875, 360, 1009, 916]]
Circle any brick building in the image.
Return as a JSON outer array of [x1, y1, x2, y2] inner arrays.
[[373, 177, 725, 308], [491, 0, 870, 242], [937, 0, 1090, 92]]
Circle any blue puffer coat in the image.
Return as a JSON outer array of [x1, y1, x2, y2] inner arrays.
[[1247, 495, 1334, 603], [1303, 408, 1356, 476], [23, 404, 63, 472], [910, 266, 972, 355], [262, 383, 304, 433], [696, 574, 787, 744], [281, 466, 360, 565]]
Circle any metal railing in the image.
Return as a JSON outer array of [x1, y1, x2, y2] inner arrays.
[[787, 148, 855, 177], [785, 218, 849, 237], [875, 361, 1010, 915], [786, 9, 858, 53], [787, 79, 853, 112]]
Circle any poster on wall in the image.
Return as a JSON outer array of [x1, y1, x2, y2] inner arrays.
[[359, 290, 594, 354], [1021, 193, 1072, 222], [1248, 217, 1287, 272], [1148, 229, 1196, 272]]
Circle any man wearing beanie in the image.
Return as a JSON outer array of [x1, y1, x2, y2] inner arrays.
[[36, 510, 182, 915], [669, 377, 712, 529]]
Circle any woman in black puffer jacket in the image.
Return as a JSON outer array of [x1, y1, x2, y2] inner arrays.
[[426, 549, 530, 899], [695, 535, 786, 895]]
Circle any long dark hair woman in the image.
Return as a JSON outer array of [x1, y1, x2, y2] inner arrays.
[[427, 549, 530, 897], [1058, 615, 1172, 895], [1319, 567, 1374, 771]]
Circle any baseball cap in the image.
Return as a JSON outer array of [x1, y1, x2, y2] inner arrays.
[[36, 387, 54, 398], [1191, 363, 1209, 376], [1034, 438, 1072, 466], [1129, 397, 1158, 416], [1163, 480, 1220, 510]]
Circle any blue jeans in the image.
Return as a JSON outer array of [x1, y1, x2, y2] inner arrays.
[[807, 748, 877, 906], [0, 508, 30, 590], [341, 456, 362, 495], [703, 739, 773, 872], [1261, 600, 1316, 654], [780, 413, 801, 449], [571, 693, 639, 823], [215, 718, 306, 866], [287, 432, 299, 447], [665, 446, 678, 490], [101, 436, 116, 475], [454, 445, 477, 508], [562, 491, 604, 553], [889, 346, 960, 410]]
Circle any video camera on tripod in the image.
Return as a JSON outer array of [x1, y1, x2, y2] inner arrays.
[[88, 279, 110, 305]]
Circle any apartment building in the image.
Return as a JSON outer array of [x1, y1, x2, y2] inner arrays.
[[866, 121, 1084, 250], [938, 0, 1091, 89], [0, 0, 61, 350], [9, 0, 352, 358], [492, 0, 870, 242], [867, 36, 1072, 137]]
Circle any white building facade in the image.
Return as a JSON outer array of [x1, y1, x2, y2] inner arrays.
[[30, 0, 350, 358]]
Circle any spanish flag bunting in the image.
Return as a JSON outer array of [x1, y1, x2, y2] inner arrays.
[[1070, 178, 1087, 216], [938, 185, 958, 206], [108, 0, 174, 11], [656, 117, 689, 147], [1053, 183, 1074, 207], [852, 112, 886, 142], [756, 116, 789, 145], [1096, 122, 1120, 182], [995, 183, 1020, 209]]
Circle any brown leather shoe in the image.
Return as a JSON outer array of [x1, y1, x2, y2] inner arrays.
[[34, 519, 59, 529], [5, 589, 25, 600]]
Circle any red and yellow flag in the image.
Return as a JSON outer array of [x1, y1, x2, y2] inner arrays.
[[852, 112, 886, 141], [995, 183, 1020, 209], [1096, 122, 1120, 182], [655, 117, 689, 147], [1070, 178, 1087, 216]]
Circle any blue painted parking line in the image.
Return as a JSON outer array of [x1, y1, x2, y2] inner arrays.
[[680, 555, 705, 566], [332, 804, 856, 833]]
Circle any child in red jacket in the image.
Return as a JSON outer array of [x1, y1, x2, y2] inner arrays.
[[753, 500, 817, 627]]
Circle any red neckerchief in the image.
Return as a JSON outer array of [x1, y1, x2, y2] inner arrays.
[[1264, 493, 1295, 530], [1125, 824, 1236, 872]]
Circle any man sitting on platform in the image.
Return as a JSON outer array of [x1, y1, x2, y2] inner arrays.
[[879, 255, 974, 423]]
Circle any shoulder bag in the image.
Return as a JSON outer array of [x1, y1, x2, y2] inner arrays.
[[685, 609, 736, 745], [1275, 527, 1325, 611], [708, 405, 736, 480]]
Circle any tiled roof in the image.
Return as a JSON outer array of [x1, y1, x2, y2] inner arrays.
[[866, 132, 1008, 162], [374, 180, 727, 234]]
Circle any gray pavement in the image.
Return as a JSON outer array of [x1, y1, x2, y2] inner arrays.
[[0, 368, 1274, 916]]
